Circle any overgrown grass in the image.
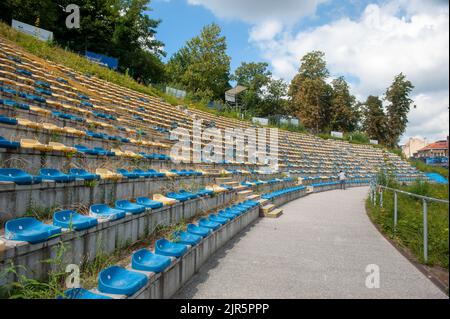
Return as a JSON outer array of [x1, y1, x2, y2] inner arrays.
[[366, 180, 449, 269]]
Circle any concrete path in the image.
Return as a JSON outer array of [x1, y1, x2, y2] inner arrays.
[[174, 187, 447, 299]]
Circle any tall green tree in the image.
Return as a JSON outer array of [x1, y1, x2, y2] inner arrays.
[[259, 78, 289, 116], [288, 51, 331, 133], [330, 76, 359, 132], [384, 73, 415, 147], [231, 62, 272, 113], [362, 95, 387, 144], [166, 23, 231, 101]]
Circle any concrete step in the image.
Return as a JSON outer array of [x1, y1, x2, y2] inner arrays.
[[264, 208, 283, 218], [261, 204, 275, 214], [258, 198, 269, 205], [307, 186, 314, 194], [237, 189, 253, 201], [215, 177, 233, 183], [246, 194, 261, 201]]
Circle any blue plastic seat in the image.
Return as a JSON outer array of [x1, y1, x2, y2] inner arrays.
[[218, 210, 236, 220], [89, 204, 126, 221], [0, 116, 18, 126], [98, 266, 148, 296], [53, 210, 98, 230], [0, 168, 42, 185], [186, 224, 211, 237], [132, 169, 152, 178], [61, 288, 112, 299], [0, 136, 20, 149], [208, 214, 229, 225], [197, 188, 214, 196], [40, 168, 76, 183], [69, 168, 100, 181], [154, 238, 187, 257], [74, 144, 98, 155], [178, 189, 198, 199], [117, 169, 139, 179], [115, 200, 145, 214], [92, 147, 115, 156], [131, 249, 171, 273], [5, 217, 61, 243], [166, 192, 189, 202], [135, 197, 163, 209], [172, 230, 202, 246], [198, 218, 221, 230], [147, 169, 165, 177]]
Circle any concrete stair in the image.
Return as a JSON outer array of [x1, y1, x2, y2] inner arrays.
[[260, 203, 283, 218], [237, 189, 253, 201]]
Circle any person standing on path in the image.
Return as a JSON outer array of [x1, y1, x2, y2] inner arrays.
[[338, 171, 346, 190]]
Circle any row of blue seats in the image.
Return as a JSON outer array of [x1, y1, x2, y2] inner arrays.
[[4, 189, 219, 243], [0, 133, 170, 160], [309, 181, 340, 187], [60, 199, 260, 299], [261, 185, 306, 200], [0, 167, 201, 185]]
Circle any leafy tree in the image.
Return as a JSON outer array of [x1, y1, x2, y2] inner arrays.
[[330, 76, 359, 132], [0, 0, 58, 31], [288, 51, 331, 133], [166, 23, 231, 101], [362, 95, 387, 144], [230, 62, 272, 113], [0, 0, 166, 84], [384, 73, 415, 147], [259, 78, 289, 116]]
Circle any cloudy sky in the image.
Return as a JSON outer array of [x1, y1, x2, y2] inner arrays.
[[149, 0, 449, 144]]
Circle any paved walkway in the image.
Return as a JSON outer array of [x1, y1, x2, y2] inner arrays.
[[174, 187, 447, 299]]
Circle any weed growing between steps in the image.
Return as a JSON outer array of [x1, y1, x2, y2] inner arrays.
[[0, 197, 240, 298]]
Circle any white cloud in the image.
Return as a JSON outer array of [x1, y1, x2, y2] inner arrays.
[[249, 20, 283, 42], [187, 0, 326, 24], [247, 1, 449, 143]]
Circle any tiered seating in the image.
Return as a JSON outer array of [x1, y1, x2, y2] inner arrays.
[[0, 36, 428, 297], [60, 199, 258, 299]]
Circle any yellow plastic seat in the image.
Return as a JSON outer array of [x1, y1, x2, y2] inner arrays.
[[43, 123, 65, 133], [17, 118, 43, 129], [123, 150, 143, 159], [95, 168, 122, 180], [111, 148, 126, 157], [159, 169, 177, 177], [63, 127, 86, 136], [48, 142, 77, 153], [20, 138, 52, 151], [152, 194, 178, 206], [30, 106, 52, 116], [205, 184, 227, 193]]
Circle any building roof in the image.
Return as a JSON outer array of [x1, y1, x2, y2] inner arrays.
[[417, 140, 448, 152], [225, 85, 247, 96]]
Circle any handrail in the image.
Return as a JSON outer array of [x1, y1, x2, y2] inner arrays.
[[369, 182, 449, 262], [377, 185, 449, 205]]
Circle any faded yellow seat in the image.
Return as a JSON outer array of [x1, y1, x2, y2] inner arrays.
[[17, 118, 43, 129], [63, 126, 86, 136], [159, 169, 177, 177], [43, 122, 65, 133], [152, 194, 178, 206], [95, 168, 122, 180], [205, 184, 227, 193], [30, 106, 52, 116], [123, 150, 143, 159], [20, 138, 52, 151], [111, 148, 126, 157], [48, 142, 77, 153]]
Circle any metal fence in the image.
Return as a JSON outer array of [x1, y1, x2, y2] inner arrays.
[[369, 183, 449, 262]]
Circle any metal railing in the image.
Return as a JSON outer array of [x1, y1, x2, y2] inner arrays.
[[369, 183, 449, 262]]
